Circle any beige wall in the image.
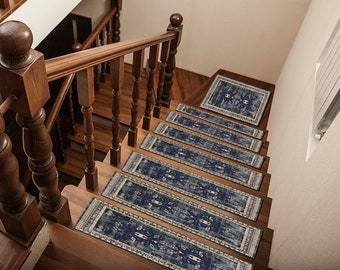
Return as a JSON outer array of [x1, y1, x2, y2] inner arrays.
[[267, 0, 340, 269], [119, 0, 310, 84], [72, 0, 110, 28]]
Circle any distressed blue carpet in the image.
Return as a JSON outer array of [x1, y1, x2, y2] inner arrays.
[[140, 134, 264, 190], [176, 104, 264, 139], [200, 75, 271, 126], [102, 172, 262, 258], [166, 111, 262, 153], [122, 151, 262, 221], [154, 122, 264, 169], [74, 198, 253, 270]]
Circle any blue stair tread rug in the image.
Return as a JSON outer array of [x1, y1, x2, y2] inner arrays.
[[153, 122, 264, 169], [140, 134, 264, 190], [176, 104, 265, 139], [121, 151, 263, 221], [166, 111, 263, 153], [74, 197, 254, 270], [200, 75, 271, 126], [102, 172, 263, 258]]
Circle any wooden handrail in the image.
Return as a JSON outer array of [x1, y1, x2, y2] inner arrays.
[[45, 5, 118, 133], [46, 73, 75, 133], [45, 32, 176, 81]]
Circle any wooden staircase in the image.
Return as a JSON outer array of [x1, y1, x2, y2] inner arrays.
[[36, 67, 275, 269]]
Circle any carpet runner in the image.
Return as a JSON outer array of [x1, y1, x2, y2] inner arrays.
[[101, 172, 263, 258], [75, 198, 253, 270], [153, 122, 264, 169], [200, 75, 271, 126], [140, 133, 264, 190], [176, 104, 264, 139], [166, 111, 263, 152], [122, 151, 262, 221]]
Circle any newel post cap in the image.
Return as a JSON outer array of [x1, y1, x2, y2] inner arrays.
[[0, 21, 50, 118]]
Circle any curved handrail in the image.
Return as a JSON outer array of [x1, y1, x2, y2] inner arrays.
[[45, 32, 176, 81]]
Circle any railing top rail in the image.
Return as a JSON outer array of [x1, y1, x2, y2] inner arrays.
[[45, 31, 176, 81]]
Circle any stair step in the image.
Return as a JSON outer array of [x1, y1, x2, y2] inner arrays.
[[183, 69, 275, 131], [56, 148, 86, 183], [0, 230, 30, 269], [62, 184, 272, 268], [92, 64, 148, 125], [35, 218, 162, 270]]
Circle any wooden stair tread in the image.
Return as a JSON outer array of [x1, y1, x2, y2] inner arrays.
[[67, 123, 113, 153], [35, 218, 163, 270], [183, 69, 275, 131], [0, 230, 30, 270], [56, 148, 86, 180]]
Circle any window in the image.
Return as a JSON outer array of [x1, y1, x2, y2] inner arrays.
[[307, 19, 340, 159]]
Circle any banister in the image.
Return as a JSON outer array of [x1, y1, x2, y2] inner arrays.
[[81, 6, 117, 50], [45, 6, 118, 133], [0, 20, 71, 226], [45, 31, 176, 81], [0, 95, 17, 114], [46, 73, 75, 133]]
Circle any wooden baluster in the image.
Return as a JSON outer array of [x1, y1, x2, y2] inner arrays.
[[0, 98, 43, 243], [153, 41, 170, 118], [106, 19, 113, 74], [128, 50, 144, 146], [0, 20, 71, 226], [110, 57, 124, 166], [17, 110, 71, 225], [56, 115, 66, 163], [161, 13, 183, 108], [0, 0, 9, 9], [95, 36, 101, 89], [99, 29, 106, 82], [143, 45, 159, 130], [111, 0, 122, 43], [68, 85, 77, 136], [76, 68, 98, 191]]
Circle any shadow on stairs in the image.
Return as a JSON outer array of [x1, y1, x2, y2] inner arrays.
[[38, 68, 274, 270]]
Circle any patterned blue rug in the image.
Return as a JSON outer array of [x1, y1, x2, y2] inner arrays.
[[154, 122, 264, 169], [122, 151, 262, 221], [176, 104, 264, 139], [74, 198, 253, 270], [102, 172, 263, 258], [200, 75, 271, 126], [140, 134, 263, 190], [166, 111, 262, 153]]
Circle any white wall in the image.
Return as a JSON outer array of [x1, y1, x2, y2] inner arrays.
[[267, 0, 340, 269], [119, 0, 310, 84], [4, 0, 81, 48]]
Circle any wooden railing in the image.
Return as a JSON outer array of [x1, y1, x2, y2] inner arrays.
[[0, 11, 183, 246], [44, 1, 121, 188]]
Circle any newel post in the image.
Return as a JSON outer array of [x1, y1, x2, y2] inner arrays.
[[0, 21, 71, 226], [160, 13, 183, 108], [0, 98, 43, 243]]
